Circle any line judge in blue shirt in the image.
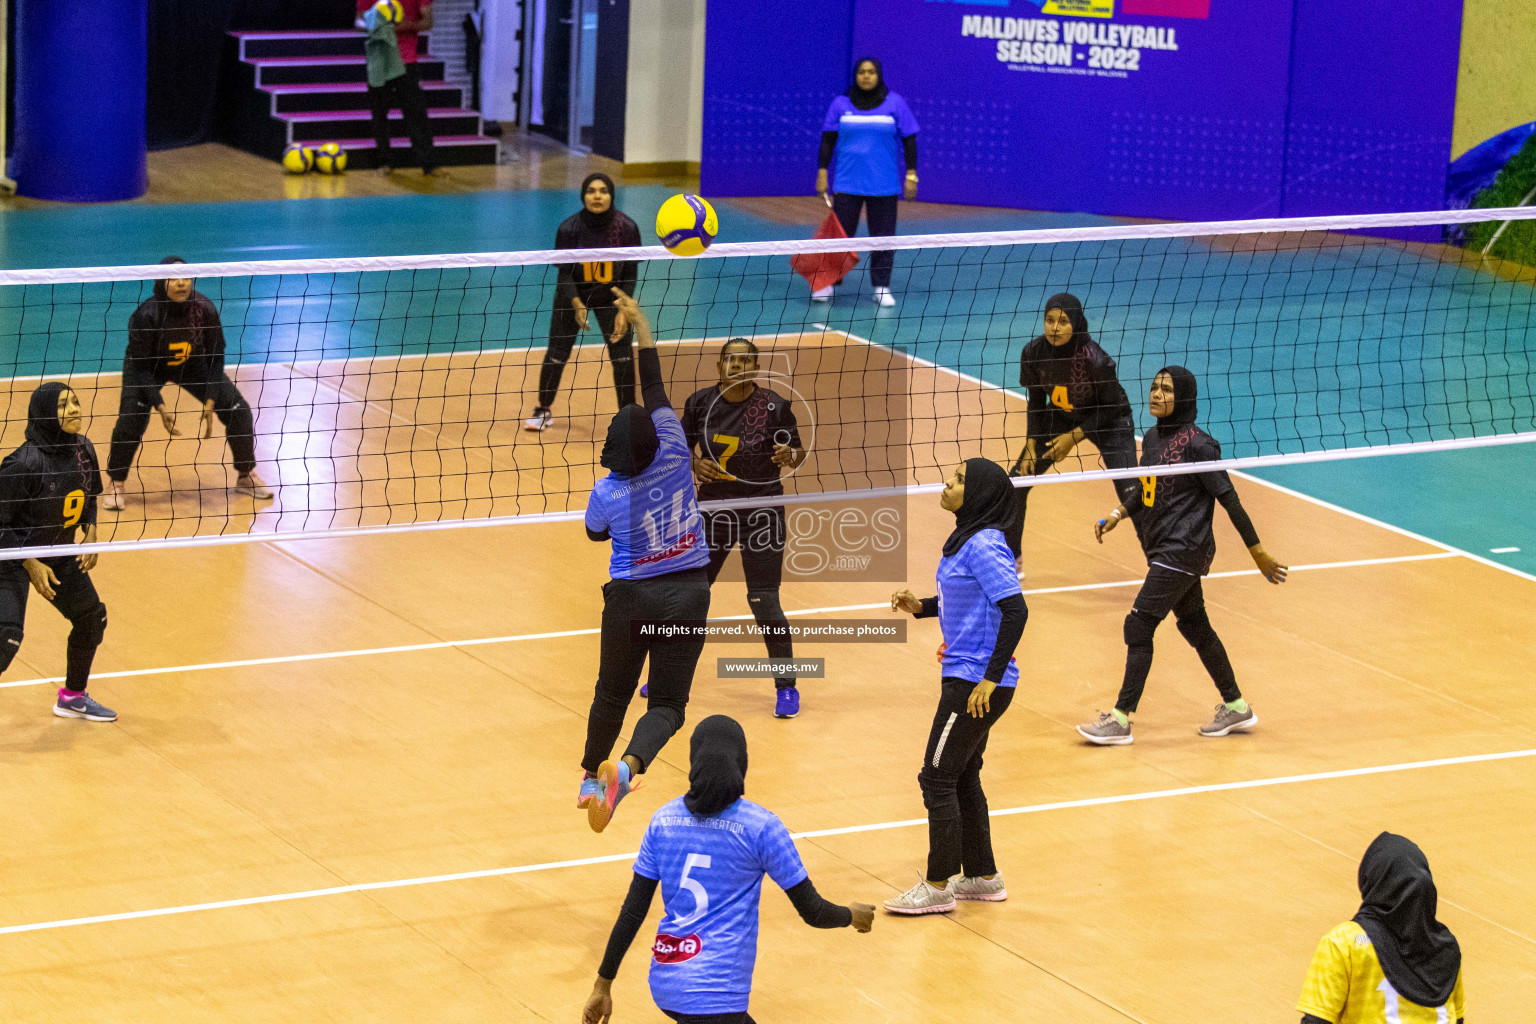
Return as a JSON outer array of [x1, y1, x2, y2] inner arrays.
[[888, 458, 1027, 915], [815, 58, 919, 307], [579, 288, 713, 834]]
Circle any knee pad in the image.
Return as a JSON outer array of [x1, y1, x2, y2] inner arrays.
[[1175, 607, 1216, 648], [68, 602, 107, 650], [746, 588, 785, 622], [1123, 610, 1159, 648], [0, 623, 23, 672]]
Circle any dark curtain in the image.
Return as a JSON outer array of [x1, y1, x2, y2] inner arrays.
[[147, 0, 353, 150]]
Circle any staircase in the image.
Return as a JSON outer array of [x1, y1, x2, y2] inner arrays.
[[218, 29, 500, 169]]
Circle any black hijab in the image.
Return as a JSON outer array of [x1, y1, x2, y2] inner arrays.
[[847, 58, 889, 111], [599, 404, 659, 477], [148, 256, 207, 331], [1154, 364, 1199, 427], [1353, 832, 1461, 1008], [942, 457, 1015, 557], [25, 382, 81, 456], [1042, 292, 1092, 346], [684, 715, 748, 817], [579, 172, 617, 231]]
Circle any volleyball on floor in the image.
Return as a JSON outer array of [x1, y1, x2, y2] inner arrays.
[[314, 142, 348, 174], [374, 0, 404, 22], [656, 194, 718, 256], [281, 144, 314, 174]]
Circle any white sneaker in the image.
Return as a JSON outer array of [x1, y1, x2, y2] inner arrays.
[[810, 286, 833, 302], [524, 407, 554, 432], [235, 473, 274, 500], [949, 873, 1008, 902], [101, 482, 126, 512], [883, 873, 956, 915], [872, 286, 896, 307]]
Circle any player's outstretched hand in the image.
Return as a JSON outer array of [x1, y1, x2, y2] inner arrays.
[[23, 558, 58, 600], [890, 588, 923, 615], [78, 524, 99, 573], [693, 456, 731, 483], [1045, 429, 1079, 464], [610, 288, 654, 348], [849, 903, 875, 932], [1009, 438, 1038, 478], [582, 979, 613, 1024], [157, 404, 181, 437], [1249, 545, 1288, 584]]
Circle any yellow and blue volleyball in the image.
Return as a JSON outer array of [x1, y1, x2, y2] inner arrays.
[[314, 142, 348, 174], [655, 194, 718, 257], [281, 144, 314, 174], [374, 0, 405, 23]]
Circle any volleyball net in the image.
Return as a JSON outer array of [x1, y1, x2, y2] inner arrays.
[[2, 205, 1535, 560]]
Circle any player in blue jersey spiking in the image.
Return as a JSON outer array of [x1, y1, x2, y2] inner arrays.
[[579, 288, 713, 834], [583, 715, 873, 1024]]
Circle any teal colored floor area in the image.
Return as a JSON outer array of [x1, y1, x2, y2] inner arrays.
[[1, 186, 1533, 574]]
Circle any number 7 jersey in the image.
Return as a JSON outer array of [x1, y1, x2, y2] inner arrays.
[[633, 795, 810, 1015]]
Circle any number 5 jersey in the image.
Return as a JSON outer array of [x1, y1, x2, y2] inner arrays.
[[633, 795, 810, 1015]]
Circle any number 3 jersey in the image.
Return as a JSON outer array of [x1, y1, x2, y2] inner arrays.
[[682, 385, 802, 501], [633, 795, 810, 1015], [0, 434, 102, 551], [1128, 422, 1236, 576]]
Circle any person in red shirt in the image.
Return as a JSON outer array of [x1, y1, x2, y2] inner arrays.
[[355, 0, 444, 176]]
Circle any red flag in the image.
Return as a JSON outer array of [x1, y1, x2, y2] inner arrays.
[[790, 209, 859, 292]]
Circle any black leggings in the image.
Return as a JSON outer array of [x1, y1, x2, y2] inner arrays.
[[920, 677, 1014, 882], [1005, 418, 1139, 558], [538, 301, 636, 410], [107, 375, 257, 481], [582, 567, 711, 774], [663, 1011, 756, 1024], [0, 557, 107, 690], [831, 192, 898, 288], [704, 507, 794, 689], [1115, 564, 1241, 714], [367, 64, 438, 172]]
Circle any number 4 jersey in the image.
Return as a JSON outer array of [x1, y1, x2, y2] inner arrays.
[[633, 795, 810, 1015]]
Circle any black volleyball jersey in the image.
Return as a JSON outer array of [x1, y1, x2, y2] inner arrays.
[[682, 384, 803, 500], [0, 439, 102, 552], [552, 211, 642, 308], [125, 293, 228, 387], [1018, 334, 1133, 439], [1127, 423, 1236, 576]]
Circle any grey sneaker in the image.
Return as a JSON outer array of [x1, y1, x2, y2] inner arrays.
[[1076, 711, 1133, 745], [54, 693, 117, 722], [949, 873, 1007, 902], [1199, 703, 1258, 737], [883, 873, 956, 916], [235, 473, 274, 500]]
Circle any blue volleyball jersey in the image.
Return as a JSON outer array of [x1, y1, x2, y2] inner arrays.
[[935, 529, 1022, 687], [634, 795, 809, 1015], [585, 407, 711, 580], [821, 94, 919, 197]]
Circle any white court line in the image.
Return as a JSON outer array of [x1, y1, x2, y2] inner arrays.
[[1, 745, 1529, 938], [0, 551, 1457, 691], [1491, 546, 1521, 554]]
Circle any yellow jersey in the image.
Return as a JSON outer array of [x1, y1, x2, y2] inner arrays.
[[1297, 922, 1464, 1024]]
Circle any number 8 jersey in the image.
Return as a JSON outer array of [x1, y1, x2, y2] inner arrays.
[[633, 794, 810, 1015]]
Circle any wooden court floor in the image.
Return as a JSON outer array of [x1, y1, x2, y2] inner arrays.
[[0, 340, 1531, 1022]]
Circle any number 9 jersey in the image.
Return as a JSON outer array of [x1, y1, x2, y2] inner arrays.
[[0, 427, 102, 551], [633, 794, 810, 1015]]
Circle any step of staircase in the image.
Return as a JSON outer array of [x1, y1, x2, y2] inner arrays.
[[252, 56, 448, 87], [219, 29, 498, 168], [266, 80, 465, 114], [283, 108, 484, 145]]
